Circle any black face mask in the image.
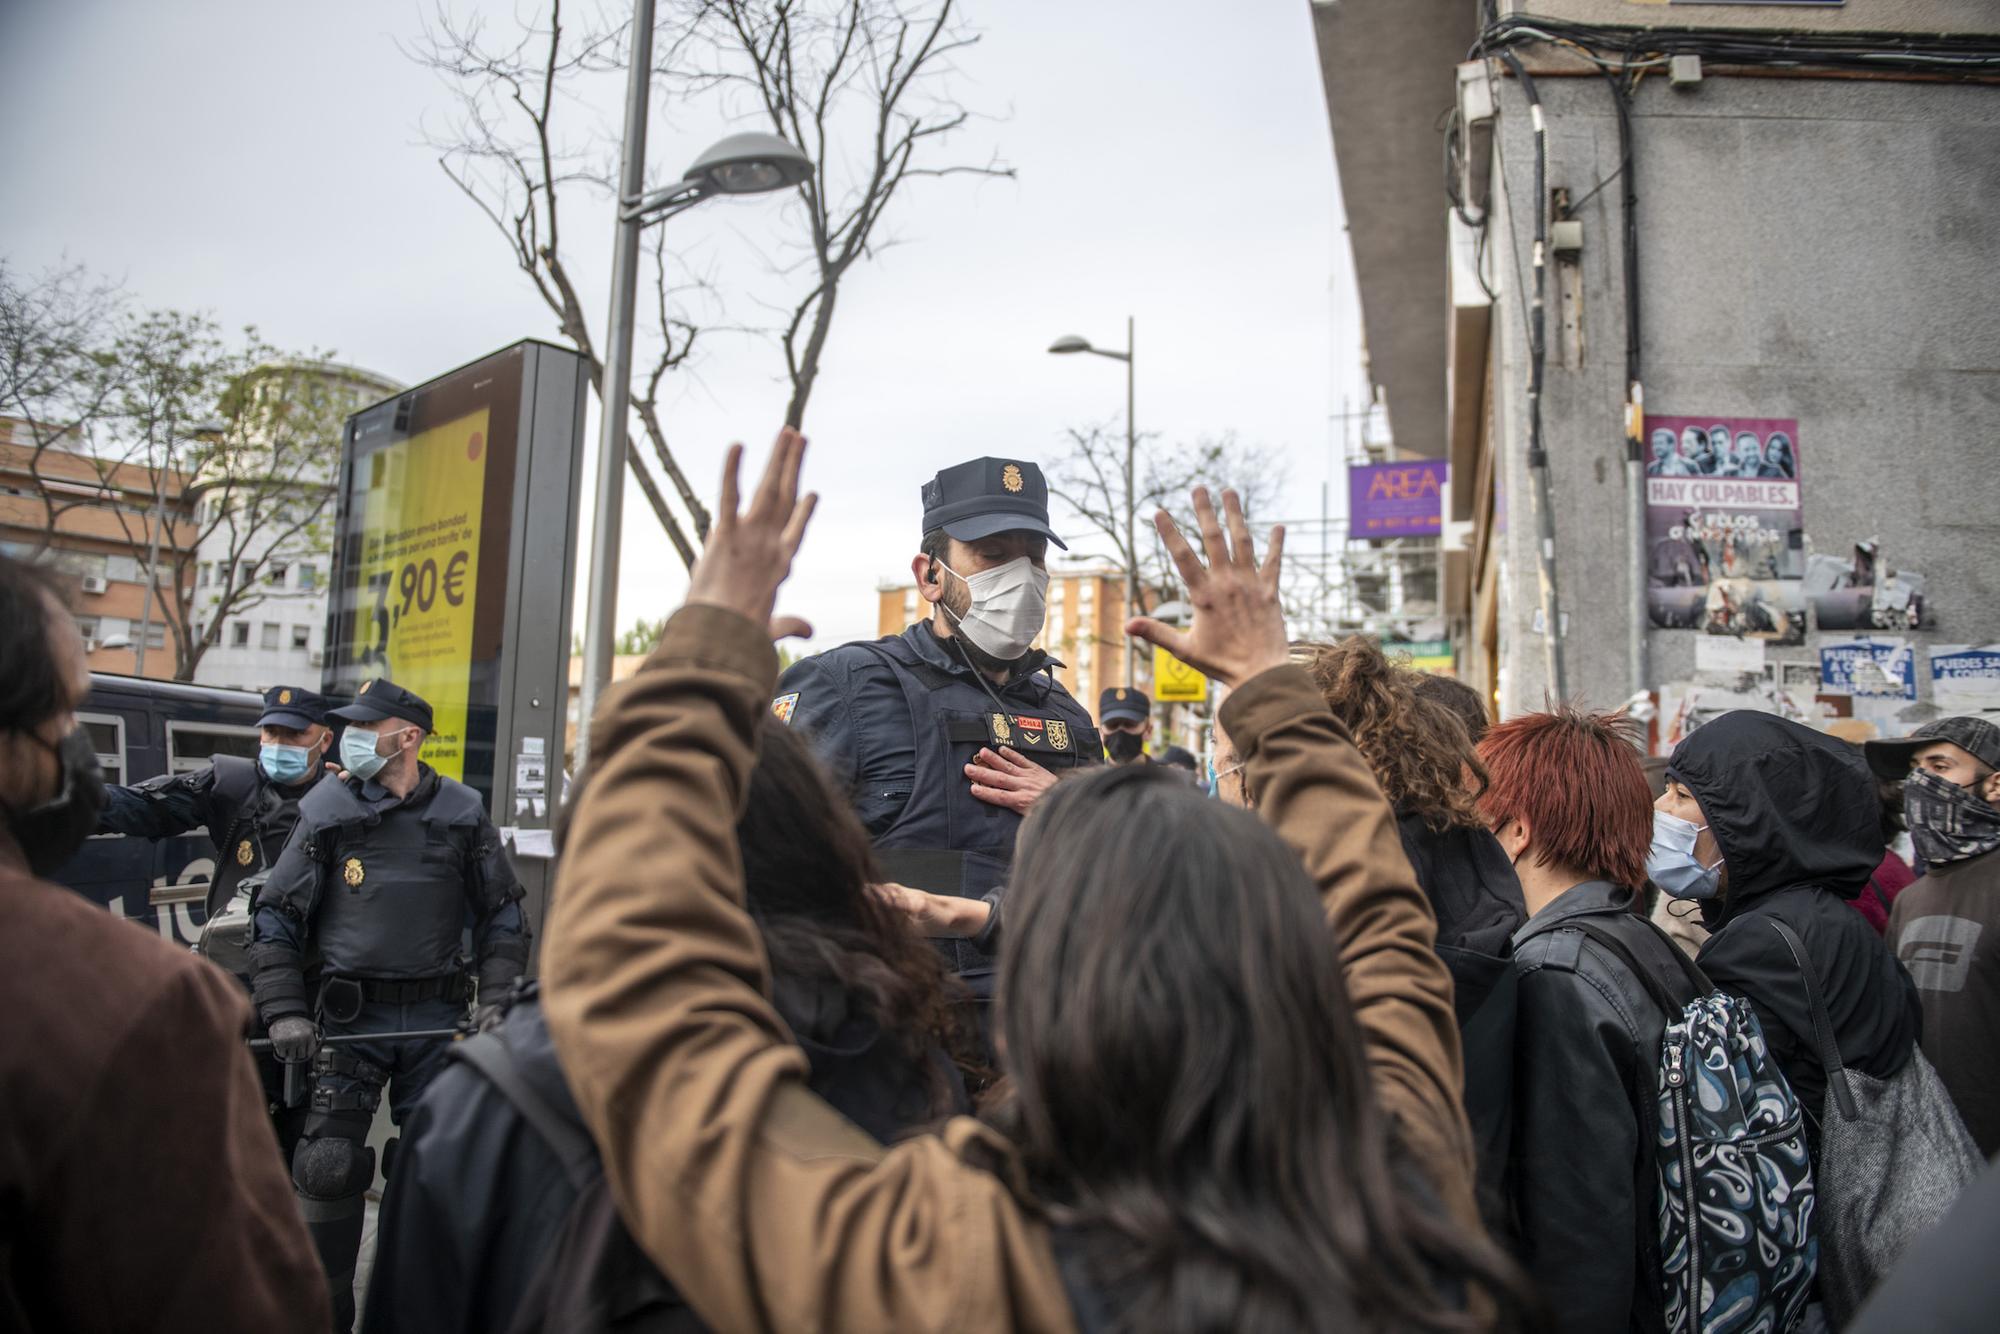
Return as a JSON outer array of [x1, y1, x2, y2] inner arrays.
[[5, 727, 107, 877], [1104, 730, 1146, 763]]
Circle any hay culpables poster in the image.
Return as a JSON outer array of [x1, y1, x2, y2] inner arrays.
[[1644, 414, 1803, 644]]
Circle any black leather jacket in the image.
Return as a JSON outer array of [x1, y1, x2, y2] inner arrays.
[[1510, 880, 1704, 1334]]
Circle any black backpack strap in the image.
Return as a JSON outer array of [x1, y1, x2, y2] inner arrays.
[[1568, 917, 1713, 1018], [1867, 872, 1893, 915], [1769, 919, 1860, 1121], [450, 1032, 601, 1191]]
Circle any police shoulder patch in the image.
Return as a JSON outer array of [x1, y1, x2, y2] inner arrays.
[[772, 693, 800, 725], [236, 838, 255, 866]]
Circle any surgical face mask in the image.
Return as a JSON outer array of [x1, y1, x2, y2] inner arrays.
[[340, 726, 401, 782], [4, 727, 107, 876], [938, 557, 1048, 663], [1904, 768, 2000, 866], [1648, 808, 1723, 901], [260, 741, 316, 786], [1104, 730, 1146, 763]]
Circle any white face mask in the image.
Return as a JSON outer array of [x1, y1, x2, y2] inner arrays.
[[938, 556, 1048, 662]]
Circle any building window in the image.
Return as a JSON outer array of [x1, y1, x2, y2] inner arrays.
[[298, 564, 317, 591], [197, 562, 210, 587], [79, 713, 126, 785], [239, 561, 255, 585], [261, 622, 280, 650], [231, 621, 250, 647], [291, 625, 311, 651], [75, 615, 100, 643], [266, 562, 287, 586], [144, 621, 166, 650]]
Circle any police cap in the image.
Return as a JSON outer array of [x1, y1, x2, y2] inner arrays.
[[1099, 686, 1149, 725], [258, 685, 329, 731], [921, 458, 1067, 550], [330, 679, 435, 733]]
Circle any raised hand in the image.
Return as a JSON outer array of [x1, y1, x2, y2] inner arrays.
[[1126, 486, 1288, 690], [685, 427, 818, 639]]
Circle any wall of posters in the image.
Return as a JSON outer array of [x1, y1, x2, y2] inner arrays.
[[1645, 413, 1804, 644]]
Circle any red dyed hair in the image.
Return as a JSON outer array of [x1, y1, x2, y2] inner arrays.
[[1477, 707, 1653, 890]]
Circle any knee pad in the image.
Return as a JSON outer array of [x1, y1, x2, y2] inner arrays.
[[292, 1135, 376, 1201]]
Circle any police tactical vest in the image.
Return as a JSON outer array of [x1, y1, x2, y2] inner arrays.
[[207, 755, 313, 919], [852, 636, 1099, 980], [279, 772, 496, 980]]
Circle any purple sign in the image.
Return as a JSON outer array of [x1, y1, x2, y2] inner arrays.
[[1348, 459, 1447, 539]]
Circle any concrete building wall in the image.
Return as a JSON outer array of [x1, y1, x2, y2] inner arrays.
[[1499, 0, 1997, 37], [1483, 72, 2000, 720]]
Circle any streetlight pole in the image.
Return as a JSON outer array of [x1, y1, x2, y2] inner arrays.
[[1048, 318, 1138, 687], [578, 0, 658, 761], [574, 4, 811, 763]]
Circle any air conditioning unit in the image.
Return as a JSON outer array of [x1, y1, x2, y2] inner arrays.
[[308, 651, 325, 668], [80, 575, 109, 595]]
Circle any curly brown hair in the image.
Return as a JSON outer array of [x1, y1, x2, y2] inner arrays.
[[1297, 638, 1488, 832]]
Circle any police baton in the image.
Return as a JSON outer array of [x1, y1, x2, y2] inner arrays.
[[248, 1027, 466, 1053]]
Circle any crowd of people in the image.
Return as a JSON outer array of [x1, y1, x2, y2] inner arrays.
[[3, 428, 1998, 1333]]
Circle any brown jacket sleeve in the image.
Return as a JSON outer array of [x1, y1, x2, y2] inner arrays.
[[40, 957, 330, 1332], [542, 604, 1077, 1334], [1219, 666, 1479, 1227]]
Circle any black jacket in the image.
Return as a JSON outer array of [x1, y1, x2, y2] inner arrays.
[[363, 991, 966, 1334], [1511, 880, 1703, 1334], [1671, 712, 1921, 1148], [1395, 813, 1527, 1231]]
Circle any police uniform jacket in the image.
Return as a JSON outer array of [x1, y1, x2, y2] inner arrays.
[[775, 620, 1100, 904], [249, 764, 528, 1024], [100, 755, 325, 919]]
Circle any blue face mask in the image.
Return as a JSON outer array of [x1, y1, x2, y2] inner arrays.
[[339, 727, 395, 782], [259, 742, 316, 786], [1648, 809, 1724, 900]]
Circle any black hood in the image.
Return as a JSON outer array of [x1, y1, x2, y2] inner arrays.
[[1667, 710, 1878, 919]]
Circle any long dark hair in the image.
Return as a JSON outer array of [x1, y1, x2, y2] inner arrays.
[[991, 763, 1527, 1332], [560, 723, 974, 1115]]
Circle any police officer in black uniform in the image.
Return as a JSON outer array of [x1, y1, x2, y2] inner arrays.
[[1099, 684, 1153, 764], [776, 457, 1101, 1000], [98, 683, 334, 1158], [98, 683, 334, 920], [249, 678, 528, 1332]]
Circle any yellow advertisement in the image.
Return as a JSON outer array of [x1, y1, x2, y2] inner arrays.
[[1152, 643, 1207, 703], [355, 408, 489, 779]]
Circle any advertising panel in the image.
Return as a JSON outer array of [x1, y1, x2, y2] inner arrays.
[[326, 346, 534, 800], [1644, 413, 1803, 643], [1348, 459, 1447, 540]]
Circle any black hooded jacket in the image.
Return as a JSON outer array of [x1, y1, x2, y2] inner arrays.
[[1671, 712, 1921, 1145]]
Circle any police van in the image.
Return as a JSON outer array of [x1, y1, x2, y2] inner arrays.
[[53, 672, 265, 948]]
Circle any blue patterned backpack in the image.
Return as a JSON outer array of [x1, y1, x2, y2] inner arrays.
[[1575, 921, 1817, 1334]]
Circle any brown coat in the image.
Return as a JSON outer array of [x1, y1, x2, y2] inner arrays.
[[543, 604, 1476, 1333], [0, 833, 328, 1332]]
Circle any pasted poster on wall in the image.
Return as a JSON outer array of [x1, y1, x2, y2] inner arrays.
[[1644, 413, 1803, 644]]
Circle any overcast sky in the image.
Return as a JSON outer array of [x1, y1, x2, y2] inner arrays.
[[0, 0, 1364, 652]]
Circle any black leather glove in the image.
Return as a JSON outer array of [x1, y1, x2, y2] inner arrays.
[[472, 1003, 506, 1034], [268, 1015, 319, 1062]]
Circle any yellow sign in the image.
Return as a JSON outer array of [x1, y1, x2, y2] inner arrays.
[[355, 407, 490, 780], [1152, 644, 1207, 703]]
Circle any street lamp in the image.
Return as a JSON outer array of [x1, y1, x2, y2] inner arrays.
[[577, 0, 813, 761], [1048, 316, 1138, 686]]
